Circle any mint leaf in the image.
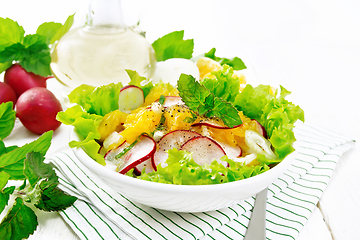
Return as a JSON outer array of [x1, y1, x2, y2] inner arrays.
[[0, 171, 15, 213], [24, 152, 57, 189], [177, 74, 242, 128], [201, 64, 240, 103], [50, 14, 75, 44], [36, 22, 63, 44], [152, 30, 194, 61], [0, 18, 25, 52], [20, 50, 52, 76], [0, 197, 38, 240], [0, 43, 26, 63], [35, 184, 77, 212], [205, 48, 247, 70], [0, 131, 52, 180], [0, 62, 12, 73], [0, 102, 16, 140], [23, 152, 77, 211]]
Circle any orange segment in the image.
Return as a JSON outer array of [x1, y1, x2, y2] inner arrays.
[[97, 110, 128, 141], [196, 57, 221, 79]]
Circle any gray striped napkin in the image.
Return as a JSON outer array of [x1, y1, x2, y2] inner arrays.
[[47, 122, 354, 240]]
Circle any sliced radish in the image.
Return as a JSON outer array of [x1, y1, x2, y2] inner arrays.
[[105, 135, 156, 174], [245, 130, 277, 159], [104, 141, 130, 162], [118, 85, 144, 113], [180, 136, 228, 167], [217, 141, 242, 158], [253, 120, 267, 138], [192, 120, 242, 129], [153, 130, 201, 169], [134, 158, 154, 175]]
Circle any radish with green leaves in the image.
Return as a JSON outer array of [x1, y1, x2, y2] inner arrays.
[[16, 87, 63, 135], [4, 64, 48, 97], [0, 16, 74, 95]]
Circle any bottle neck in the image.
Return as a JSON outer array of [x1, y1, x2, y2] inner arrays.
[[85, 0, 126, 30]]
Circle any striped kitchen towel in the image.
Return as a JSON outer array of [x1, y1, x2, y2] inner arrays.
[[47, 122, 355, 240]]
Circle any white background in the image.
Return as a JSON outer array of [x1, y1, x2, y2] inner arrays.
[[1, 0, 360, 239]]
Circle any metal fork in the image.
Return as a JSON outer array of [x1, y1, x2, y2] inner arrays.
[[244, 188, 268, 240]]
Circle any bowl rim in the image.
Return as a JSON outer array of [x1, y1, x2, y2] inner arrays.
[[71, 129, 295, 194]]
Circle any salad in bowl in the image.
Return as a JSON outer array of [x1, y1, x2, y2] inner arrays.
[[57, 57, 304, 212]]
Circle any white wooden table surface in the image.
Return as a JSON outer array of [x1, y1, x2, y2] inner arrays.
[[1, 0, 360, 239]]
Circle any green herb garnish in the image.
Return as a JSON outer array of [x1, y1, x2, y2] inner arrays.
[[0, 134, 77, 240], [177, 74, 242, 128]]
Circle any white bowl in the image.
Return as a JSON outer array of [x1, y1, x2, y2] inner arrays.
[[71, 130, 295, 212]]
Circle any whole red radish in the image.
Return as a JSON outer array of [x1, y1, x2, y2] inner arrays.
[[15, 87, 62, 135], [0, 82, 17, 107], [4, 64, 48, 98]]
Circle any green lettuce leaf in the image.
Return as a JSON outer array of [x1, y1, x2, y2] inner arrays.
[[204, 48, 247, 70], [234, 84, 304, 161], [68, 83, 123, 116], [56, 105, 104, 165], [138, 148, 269, 185]]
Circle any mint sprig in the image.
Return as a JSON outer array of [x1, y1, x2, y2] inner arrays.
[[0, 144, 77, 239], [177, 74, 242, 128], [0, 14, 74, 76]]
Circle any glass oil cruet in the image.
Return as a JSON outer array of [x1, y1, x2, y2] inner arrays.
[[50, 0, 156, 90]]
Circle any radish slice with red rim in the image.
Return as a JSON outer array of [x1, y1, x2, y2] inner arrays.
[[109, 135, 156, 174], [134, 158, 154, 175], [217, 141, 242, 158], [253, 120, 267, 138], [180, 136, 228, 167], [153, 130, 201, 169], [118, 85, 144, 113]]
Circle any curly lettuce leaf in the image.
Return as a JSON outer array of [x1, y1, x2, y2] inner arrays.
[[68, 82, 123, 116], [204, 48, 247, 70], [137, 148, 269, 185], [234, 84, 304, 161], [56, 105, 104, 165]]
